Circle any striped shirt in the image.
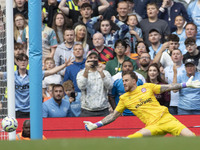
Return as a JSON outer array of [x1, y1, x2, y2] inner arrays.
[[92, 47, 114, 64]]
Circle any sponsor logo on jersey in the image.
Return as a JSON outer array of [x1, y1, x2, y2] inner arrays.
[[141, 88, 146, 93]]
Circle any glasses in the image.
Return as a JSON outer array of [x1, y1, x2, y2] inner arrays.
[[116, 46, 125, 49], [140, 57, 150, 59], [186, 43, 195, 47]]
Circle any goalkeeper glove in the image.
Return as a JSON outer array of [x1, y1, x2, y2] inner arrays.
[[83, 121, 103, 131], [182, 76, 200, 88]]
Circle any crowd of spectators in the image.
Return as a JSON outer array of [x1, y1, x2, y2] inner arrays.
[[1, 0, 200, 118]]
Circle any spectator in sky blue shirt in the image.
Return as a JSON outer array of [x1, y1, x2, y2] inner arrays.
[[43, 84, 73, 117], [0, 54, 73, 118], [187, 0, 200, 40], [63, 80, 81, 117], [175, 58, 200, 115]]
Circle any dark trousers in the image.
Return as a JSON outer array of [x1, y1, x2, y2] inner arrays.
[[16, 111, 30, 118], [169, 106, 178, 115], [80, 108, 110, 117]]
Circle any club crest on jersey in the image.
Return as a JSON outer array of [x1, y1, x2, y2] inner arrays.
[[141, 88, 146, 93]]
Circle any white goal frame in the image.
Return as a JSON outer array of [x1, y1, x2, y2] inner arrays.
[[6, 0, 16, 140]]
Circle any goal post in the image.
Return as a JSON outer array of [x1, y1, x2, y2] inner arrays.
[[0, 0, 43, 140], [6, 0, 16, 141], [29, 0, 43, 139], [0, 0, 8, 140]]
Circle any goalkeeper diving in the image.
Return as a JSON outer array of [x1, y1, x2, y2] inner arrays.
[[84, 71, 200, 138]]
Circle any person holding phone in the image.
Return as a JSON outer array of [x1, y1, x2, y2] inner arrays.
[[77, 51, 113, 117], [63, 80, 81, 117]]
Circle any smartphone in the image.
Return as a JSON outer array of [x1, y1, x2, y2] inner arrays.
[[88, 60, 98, 68], [70, 92, 76, 99], [93, 61, 98, 67]]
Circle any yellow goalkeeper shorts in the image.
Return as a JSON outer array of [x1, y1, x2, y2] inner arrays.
[[144, 113, 186, 136]]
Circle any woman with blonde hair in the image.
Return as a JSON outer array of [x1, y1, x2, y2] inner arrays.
[[74, 24, 89, 58], [14, 13, 27, 43]]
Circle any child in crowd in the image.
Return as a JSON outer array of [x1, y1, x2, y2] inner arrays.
[[63, 80, 81, 117], [42, 57, 62, 100], [124, 0, 142, 22], [43, 84, 54, 102], [124, 14, 143, 53], [172, 15, 186, 53]]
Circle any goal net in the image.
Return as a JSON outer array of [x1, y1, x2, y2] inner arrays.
[[0, 1, 8, 140]]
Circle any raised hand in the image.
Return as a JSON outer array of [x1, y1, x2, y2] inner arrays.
[[99, 15, 103, 20], [96, 63, 103, 73], [186, 76, 200, 88], [111, 16, 116, 23], [64, 57, 73, 67]]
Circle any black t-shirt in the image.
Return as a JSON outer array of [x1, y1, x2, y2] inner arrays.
[[13, 2, 28, 19], [42, 2, 59, 27], [69, 6, 99, 25], [183, 51, 200, 66]]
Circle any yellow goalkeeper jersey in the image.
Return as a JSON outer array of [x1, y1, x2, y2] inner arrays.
[[115, 83, 169, 126]]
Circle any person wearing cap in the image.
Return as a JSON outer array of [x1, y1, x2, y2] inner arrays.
[[174, 58, 200, 115], [76, 50, 113, 117], [183, 37, 200, 72], [140, 2, 170, 46], [148, 28, 163, 60]]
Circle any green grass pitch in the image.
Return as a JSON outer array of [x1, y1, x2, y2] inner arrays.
[[0, 137, 200, 150]]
